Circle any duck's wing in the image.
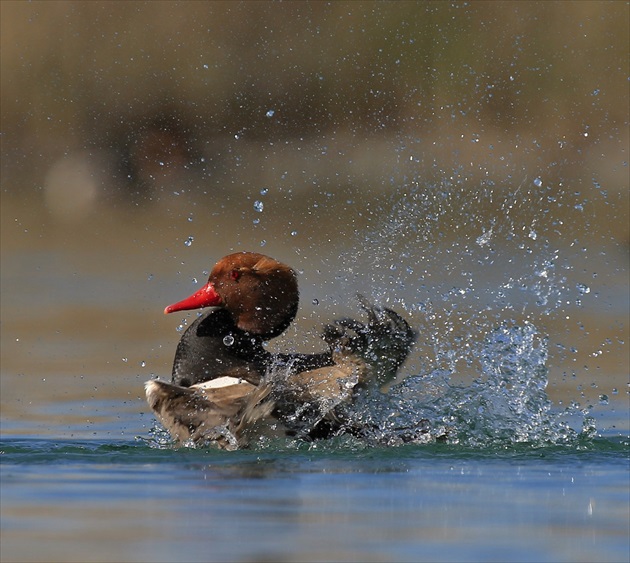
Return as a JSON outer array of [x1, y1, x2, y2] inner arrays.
[[322, 295, 417, 387], [272, 351, 367, 437], [284, 353, 366, 404]]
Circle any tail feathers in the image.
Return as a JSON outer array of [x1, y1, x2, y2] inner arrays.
[[234, 383, 285, 445], [236, 383, 274, 428], [145, 379, 277, 449]]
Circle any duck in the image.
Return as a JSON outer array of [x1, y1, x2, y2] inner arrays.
[[145, 251, 416, 449]]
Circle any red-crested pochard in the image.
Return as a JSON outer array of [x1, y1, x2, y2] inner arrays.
[[145, 251, 415, 449]]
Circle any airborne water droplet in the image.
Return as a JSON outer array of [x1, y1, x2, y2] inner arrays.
[[254, 201, 264, 212], [576, 283, 590, 295], [223, 335, 235, 346], [476, 227, 493, 246], [184, 236, 194, 247]]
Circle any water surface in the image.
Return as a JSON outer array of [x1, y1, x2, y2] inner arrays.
[[2, 432, 628, 563]]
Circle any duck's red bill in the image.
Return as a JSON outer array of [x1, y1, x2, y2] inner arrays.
[[164, 282, 222, 314]]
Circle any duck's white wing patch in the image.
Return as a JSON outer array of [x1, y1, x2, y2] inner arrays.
[[191, 376, 244, 390]]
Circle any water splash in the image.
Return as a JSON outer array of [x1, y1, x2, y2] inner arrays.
[[143, 320, 592, 450], [144, 320, 589, 450], [335, 323, 589, 448], [328, 175, 600, 448], [143, 424, 176, 449]]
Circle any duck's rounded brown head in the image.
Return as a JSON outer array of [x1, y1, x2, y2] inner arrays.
[[164, 252, 299, 338]]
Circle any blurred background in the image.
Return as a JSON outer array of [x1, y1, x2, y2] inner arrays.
[[1, 1, 628, 436]]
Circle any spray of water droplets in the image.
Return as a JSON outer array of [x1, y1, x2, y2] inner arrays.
[[326, 176, 597, 447]]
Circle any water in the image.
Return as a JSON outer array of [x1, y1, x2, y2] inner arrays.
[[1, 178, 628, 561], [2, 435, 628, 563]]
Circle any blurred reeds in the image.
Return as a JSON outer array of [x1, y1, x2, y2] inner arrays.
[[1, 1, 627, 239]]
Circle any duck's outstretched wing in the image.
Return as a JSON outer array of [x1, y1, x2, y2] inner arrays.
[[322, 295, 417, 387]]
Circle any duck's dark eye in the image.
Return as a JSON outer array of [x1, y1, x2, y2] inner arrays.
[[230, 269, 241, 281]]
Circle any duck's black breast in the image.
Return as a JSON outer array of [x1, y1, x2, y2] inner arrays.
[[170, 308, 269, 387]]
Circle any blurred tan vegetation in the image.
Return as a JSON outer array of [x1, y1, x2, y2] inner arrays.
[[1, 0, 628, 237]]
